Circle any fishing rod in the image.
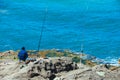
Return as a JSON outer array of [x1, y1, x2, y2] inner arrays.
[[79, 1, 89, 66], [80, 44, 84, 53], [37, 9, 48, 57], [80, 44, 84, 66]]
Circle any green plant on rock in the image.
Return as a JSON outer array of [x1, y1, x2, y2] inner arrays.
[[72, 56, 80, 63], [63, 51, 71, 57], [45, 52, 57, 57]]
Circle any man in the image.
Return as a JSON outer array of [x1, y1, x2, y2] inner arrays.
[[18, 47, 28, 62]]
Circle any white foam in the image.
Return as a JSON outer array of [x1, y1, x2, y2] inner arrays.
[[102, 57, 120, 66]]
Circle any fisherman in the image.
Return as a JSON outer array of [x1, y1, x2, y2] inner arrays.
[[18, 47, 28, 63]]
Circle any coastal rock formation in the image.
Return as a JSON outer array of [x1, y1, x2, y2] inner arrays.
[[27, 57, 78, 80], [0, 57, 78, 80], [0, 58, 120, 80], [0, 50, 120, 80]]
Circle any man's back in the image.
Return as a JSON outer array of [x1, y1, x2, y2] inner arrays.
[[18, 47, 28, 61]]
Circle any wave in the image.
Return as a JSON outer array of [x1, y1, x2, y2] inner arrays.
[[0, 44, 14, 51], [73, 51, 120, 65], [102, 57, 119, 66], [90, 56, 120, 66], [0, 9, 8, 14]]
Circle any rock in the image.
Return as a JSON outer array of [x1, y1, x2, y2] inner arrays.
[[26, 57, 78, 80], [96, 71, 105, 77], [110, 66, 118, 71], [1, 56, 120, 80]]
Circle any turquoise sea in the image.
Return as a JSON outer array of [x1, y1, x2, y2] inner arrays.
[[0, 0, 120, 62]]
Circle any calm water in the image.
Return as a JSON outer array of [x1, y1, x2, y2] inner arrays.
[[0, 0, 120, 60]]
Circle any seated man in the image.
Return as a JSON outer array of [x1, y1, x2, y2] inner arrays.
[[18, 47, 28, 62]]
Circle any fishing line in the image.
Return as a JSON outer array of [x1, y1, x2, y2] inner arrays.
[[37, 9, 48, 55]]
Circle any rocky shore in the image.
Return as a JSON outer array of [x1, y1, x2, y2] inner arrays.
[[0, 50, 120, 80]]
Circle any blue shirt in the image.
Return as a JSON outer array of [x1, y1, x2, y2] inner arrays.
[[18, 50, 28, 61]]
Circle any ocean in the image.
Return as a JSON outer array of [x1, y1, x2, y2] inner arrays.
[[0, 0, 120, 62]]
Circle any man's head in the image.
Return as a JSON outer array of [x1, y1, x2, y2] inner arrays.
[[22, 47, 25, 50]]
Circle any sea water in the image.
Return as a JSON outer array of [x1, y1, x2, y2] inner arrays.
[[0, 0, 120, 61]]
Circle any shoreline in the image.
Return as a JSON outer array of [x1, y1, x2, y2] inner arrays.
[[0, 48, 120, 80], [0, 49, 120, 65]]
